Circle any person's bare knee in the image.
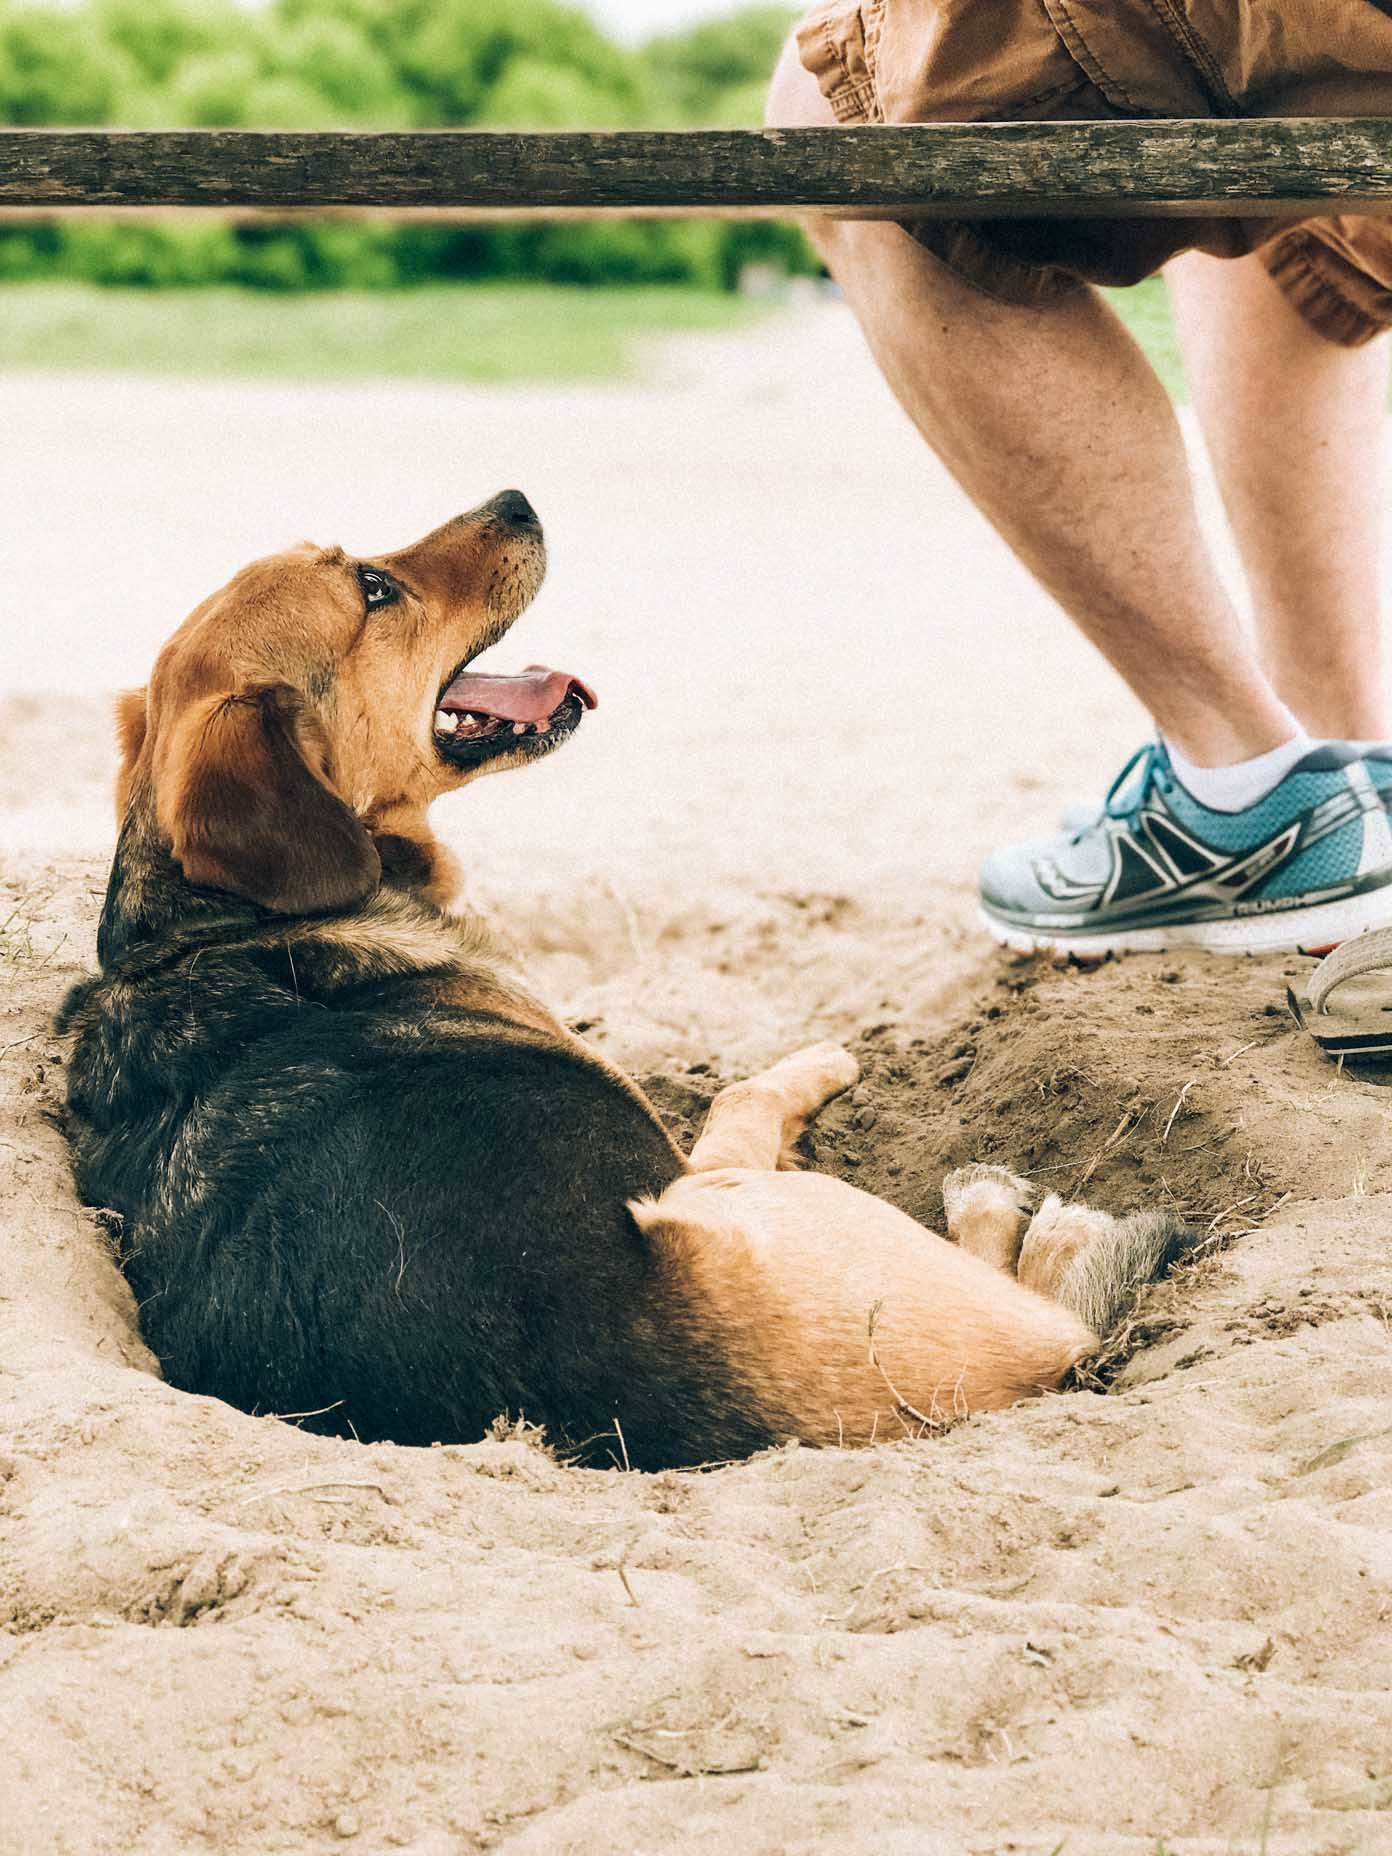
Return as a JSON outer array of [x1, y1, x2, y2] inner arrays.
[[764, 32, 848, 265], [764, 31, 833, 130]]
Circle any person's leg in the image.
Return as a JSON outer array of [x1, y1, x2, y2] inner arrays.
[[765, 39, 1297, 768], [1166, 249, 1390, 740]]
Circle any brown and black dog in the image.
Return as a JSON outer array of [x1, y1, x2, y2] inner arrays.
[[59, 493, 1192, 1468]]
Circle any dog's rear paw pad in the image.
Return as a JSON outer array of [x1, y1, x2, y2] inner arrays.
[[942, 1163, 1036, 1219], [798, 1042, 860, 1092]]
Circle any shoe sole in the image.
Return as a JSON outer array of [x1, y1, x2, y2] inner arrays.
[[980, 884, 1392, 958]]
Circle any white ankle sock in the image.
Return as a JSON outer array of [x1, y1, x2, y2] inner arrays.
[[1163, 731, 1313, 813]]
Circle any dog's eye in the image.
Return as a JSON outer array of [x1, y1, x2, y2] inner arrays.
[[357, 566, 399, 612]]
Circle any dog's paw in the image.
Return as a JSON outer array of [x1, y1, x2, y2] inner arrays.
[[770, 1041, 860, 1103], [941, 1164, 1038, 1271], [942, 1162, 1036, 1221], [800, 1042, 861, 1097]]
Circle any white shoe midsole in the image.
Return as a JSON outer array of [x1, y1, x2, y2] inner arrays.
[[980, 885, 1392, 956]]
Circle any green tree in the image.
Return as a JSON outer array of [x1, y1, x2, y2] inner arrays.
[[0, 7, 136, 123], [473, 57, 630, 129], [90, 0, 244, 87], [165, 49, 340, 127], [272, 16, 414, 124], [642, 6, 794, 119], [389, 0, 645, 126]]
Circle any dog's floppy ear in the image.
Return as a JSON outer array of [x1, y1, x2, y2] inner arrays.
[[155, 683, 380, 914], [114, 687, 148, 824]]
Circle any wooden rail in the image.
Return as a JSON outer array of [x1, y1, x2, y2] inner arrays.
[[4, 122, 1392, 219]]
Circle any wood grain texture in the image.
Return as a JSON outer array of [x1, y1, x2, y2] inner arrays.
[[4, 122, 1392, 218]]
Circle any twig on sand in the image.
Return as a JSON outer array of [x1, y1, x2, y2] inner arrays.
[[1207, 1194, 1258, 1232], [867, 1300, 945, 1438], [612, 1711, 761, 1777], [613, 1416, 632, 1473], [264, 1399, 345, 1424], [1210, 1187, 1299, 1232], [1218, 1037, 1260, 1067], [610, 1731, 760, 1776], [234, 1478, 385, 1508], [1161, 1080, 1197, 1144], [39, 932, 69, 969], [1075, 1103, 1148, 1190]]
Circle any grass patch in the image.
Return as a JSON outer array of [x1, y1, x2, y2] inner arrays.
[[0, 273, 1185, 392], [1108, 275, 1187, 400], [0, 281, 768, 385]]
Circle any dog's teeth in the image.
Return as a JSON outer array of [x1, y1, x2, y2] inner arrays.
[[535, 717, 551, 734], [434, 710, 458, 733], [513, 722, 528, 735]]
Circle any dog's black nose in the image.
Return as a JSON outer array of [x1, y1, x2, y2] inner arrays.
[[487, 489, 541, 530]]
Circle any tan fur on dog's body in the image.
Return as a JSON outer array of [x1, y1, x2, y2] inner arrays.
[[90, 498, 1187, 1456], [631, 1044, 1093, 1443], [634, 1168, 1094, 1444]]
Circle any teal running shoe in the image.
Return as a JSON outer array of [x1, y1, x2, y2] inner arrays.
[[980, 741, 1392, 954]]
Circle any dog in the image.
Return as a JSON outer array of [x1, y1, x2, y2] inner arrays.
[[59, 492, 1193, 1469]]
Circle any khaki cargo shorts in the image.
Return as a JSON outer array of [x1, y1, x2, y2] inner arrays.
[[795, 0, 1392, 344]]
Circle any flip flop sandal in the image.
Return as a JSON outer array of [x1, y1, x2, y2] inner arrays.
[[1287, 926, 1392, 1057]]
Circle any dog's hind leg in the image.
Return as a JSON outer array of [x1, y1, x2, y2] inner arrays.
[[1018, 1193, 1197, 1340], [686, 1042, 859, 1173], [630, 1167, 1097, 1445], [941, 1164, 1037, 1273]]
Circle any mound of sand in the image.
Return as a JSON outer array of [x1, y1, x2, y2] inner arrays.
[[3, 314, 1390, 1852]]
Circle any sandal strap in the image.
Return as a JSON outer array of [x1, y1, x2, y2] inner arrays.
[[1305, 925, 1392, 1014]]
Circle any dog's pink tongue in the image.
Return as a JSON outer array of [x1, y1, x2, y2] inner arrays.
[[438, 665, 597, 721]]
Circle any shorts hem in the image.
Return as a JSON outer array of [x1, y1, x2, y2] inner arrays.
[[1263, 232, 1389, 349], [794, 3, 1089, 311], [792, 2, 1392, 339], [795, 2, 883, 125], [903, 222, 1090, 312]]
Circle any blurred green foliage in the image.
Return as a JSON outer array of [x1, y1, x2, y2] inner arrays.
[[1, 279, 769, 380], [0, 0, 818, 290]]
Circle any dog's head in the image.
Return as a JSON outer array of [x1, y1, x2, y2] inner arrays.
[[112, 492, 594, 920]]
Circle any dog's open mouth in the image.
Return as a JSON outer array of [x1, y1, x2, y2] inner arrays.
[[432, 663, 598, 765]]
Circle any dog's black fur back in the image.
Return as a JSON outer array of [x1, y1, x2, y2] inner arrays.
[[61, 894, 781, 1470]]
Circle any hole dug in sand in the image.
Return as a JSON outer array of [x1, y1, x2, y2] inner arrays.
[[645, 944, 1392, 1388]]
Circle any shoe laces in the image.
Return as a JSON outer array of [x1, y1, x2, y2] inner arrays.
[[1070, 741, 1173, 843]]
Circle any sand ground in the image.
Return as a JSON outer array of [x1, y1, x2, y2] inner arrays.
[[3, 306, 1391, 1854]]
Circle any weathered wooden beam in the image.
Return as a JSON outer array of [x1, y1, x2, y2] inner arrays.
[[3, 121, 1392, 219]]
